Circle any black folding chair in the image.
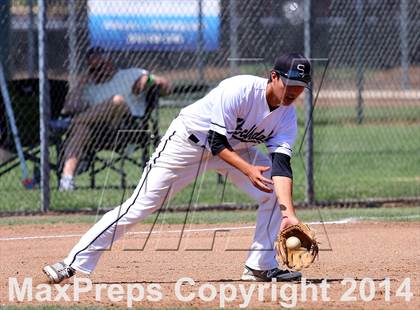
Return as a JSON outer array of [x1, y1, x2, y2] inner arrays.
[[0, 79, 160, 190], [0, 79, 66, 184], [51, 85, 161, 189]]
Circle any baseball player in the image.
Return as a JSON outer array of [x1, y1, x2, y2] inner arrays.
[[43, 52, 312, 283]]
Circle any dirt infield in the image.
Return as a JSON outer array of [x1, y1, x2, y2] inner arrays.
[[1, 221, 419, 309]]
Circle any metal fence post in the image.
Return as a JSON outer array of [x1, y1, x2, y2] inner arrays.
[[28, 0, 36, 78], [68, 0, 78, 90], [399, 0, 410, 90], [0, 0, 10, 79], [304, 0, 314, 204], [355, 0, 365, 124], [38, 0, 51, 212], [229, 0, 238, 76], [197, 0, 205, 81]]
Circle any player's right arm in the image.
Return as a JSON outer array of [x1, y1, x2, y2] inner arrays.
[[216, 146, 273, 193]]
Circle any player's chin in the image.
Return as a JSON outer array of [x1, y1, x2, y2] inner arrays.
[[282, 100, 294, 106]]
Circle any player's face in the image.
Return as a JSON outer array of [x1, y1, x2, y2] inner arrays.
[[282, 85, 305, 105], [271, 72, 305, 106]]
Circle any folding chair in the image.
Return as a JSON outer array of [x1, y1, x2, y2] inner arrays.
[[0, 78, 66, 183], [51, 86, 160, 189]]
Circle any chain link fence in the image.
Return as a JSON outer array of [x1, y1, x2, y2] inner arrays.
[[315, 0, 420, 203], [0, 0, 419, 213]]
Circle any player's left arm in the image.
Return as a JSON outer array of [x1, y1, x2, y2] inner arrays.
[[266, 107, 300, 230], [271, 154, 300, 230]]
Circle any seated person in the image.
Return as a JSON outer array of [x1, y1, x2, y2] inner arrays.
[[59, 47, 170, 191]]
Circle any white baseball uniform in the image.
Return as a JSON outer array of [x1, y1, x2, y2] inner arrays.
[[63, 75, 298, 274]]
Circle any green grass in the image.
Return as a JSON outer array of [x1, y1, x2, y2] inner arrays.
[[1, 207, 418, 226], [0, 104, 419, 212], [160, 104, 420, 130], [310, 123, 420, 201], [312, 105, 420, 125]]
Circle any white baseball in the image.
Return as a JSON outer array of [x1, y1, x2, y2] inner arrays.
[[286, 236, 301, 249]]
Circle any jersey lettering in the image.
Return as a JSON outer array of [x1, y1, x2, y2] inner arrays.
[[231, 118, 275, 143]]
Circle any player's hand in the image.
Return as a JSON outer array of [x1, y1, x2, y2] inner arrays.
[[245, 165, 273, 193], [280, 213, 300, 231]]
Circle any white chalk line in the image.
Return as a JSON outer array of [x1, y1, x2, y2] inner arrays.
[[0, 219, 352, 242]]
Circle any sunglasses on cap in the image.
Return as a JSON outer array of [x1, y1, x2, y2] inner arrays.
[[274, 69, 312, 87]]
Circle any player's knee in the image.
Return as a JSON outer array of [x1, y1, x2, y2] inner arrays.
[[111, 95, 125, 106], [128, 190, 167, 213]]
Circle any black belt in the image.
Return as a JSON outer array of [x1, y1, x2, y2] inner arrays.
[[188, 134, 206, 149], [188, 134, 200, 144]]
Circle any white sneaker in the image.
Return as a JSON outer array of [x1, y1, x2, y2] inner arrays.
[[59, 175, 75, 191]]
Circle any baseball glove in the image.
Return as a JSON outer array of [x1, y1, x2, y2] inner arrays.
[[275, 223, 319, 271]]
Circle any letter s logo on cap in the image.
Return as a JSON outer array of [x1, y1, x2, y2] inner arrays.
[[297, 64, 305, 76]]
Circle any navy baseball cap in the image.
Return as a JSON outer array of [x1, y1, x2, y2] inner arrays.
[[273, 52, 312, 87]]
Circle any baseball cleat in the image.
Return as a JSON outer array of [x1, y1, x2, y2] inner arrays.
[[43, 262, 75, 284], [241, 265, 301, 282]]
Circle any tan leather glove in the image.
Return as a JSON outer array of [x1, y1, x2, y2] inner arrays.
[[275, 223, 319, 271]]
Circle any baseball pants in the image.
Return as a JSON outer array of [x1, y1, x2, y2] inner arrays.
[[64, 117, 283, 274]]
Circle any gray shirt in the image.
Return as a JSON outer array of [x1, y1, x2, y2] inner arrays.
[[82, 68, 149, 117]]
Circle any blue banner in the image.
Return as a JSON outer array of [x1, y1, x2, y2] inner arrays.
[[88, 0, 220, 51]]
